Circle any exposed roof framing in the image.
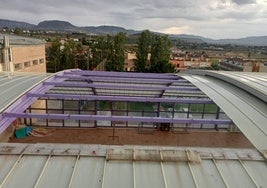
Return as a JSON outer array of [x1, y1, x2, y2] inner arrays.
[[43, 81, 199, 91], [4, 112, 232, 125], [1, 69, 266, 158], [67, 70, 179, 79], [55, 74, 189, 84], [26, 93, 214, 104], [0, 70, 224, 134]]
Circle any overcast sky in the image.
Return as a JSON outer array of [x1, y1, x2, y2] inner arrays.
[[1, 0, 266, 39]]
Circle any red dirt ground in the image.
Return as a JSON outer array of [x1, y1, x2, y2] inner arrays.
[[9, 127, 254, 148]]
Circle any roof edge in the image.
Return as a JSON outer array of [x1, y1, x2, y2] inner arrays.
[[187, 70, 267, 103]]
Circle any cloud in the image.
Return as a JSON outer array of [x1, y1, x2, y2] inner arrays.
[[0, 0, 267, 39], [159, 26, 193, 35], [232, 0, 256, 5]]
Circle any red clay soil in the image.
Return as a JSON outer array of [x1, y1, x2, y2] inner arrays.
[[9, 127, 254, 148]]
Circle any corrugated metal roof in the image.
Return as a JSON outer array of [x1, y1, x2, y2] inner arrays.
[[194, 71, 267, 103], [0, 143, 266, 188], [182, 71, 267, 153], [0, 71, 51, 112]]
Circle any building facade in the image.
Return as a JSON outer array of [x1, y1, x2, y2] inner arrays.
[[219, 58, 267, 72], [0, 35, 46, 73]]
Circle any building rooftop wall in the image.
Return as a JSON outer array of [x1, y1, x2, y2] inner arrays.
[[0, 34, 46, 46]]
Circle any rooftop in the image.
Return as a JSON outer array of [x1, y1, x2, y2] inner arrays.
[[0, 143, 266, 188], [0, 70, 266, 187], [0, 34, 46, 46]]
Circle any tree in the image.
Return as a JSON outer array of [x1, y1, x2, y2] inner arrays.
[[134, 31, 174, 73], [47, 38, 61, 72], [248, 51, 251, 59], [90, 35, 107, 69], [150, 35, 174, 73], [211, 59, 220, 70], [13, 27, 23, 35], [47, 38, 87, 72], [105, 32, 126, 71], [134, 30, 151, 72], [60, 40, 76, 70], [75, 43, 88, 70]]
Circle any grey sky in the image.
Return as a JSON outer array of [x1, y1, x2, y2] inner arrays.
[[0, 0, 266, 39]]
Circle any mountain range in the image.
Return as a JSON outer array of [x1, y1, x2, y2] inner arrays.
[[1, 19, 267, 46]]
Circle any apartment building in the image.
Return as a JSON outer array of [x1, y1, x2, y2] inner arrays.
[[219, 58, 267, 72], [170, 50, 211, 70], [0, 34, 46, 73]]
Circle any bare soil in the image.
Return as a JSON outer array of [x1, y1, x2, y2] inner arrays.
[[9, 127, 254, 148]]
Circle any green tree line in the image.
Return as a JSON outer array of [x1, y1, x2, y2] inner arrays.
[[134, 30, 174, 73], [47, 30, 174, 73]]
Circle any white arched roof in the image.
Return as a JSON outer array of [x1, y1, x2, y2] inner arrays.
[[182, 70, 267, 154]]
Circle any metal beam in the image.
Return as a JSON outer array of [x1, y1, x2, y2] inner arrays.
[[27, 93, 214, 104], [86, 80, 97, 95], [43, 81, 199, 91], [55, 75, 189, 84], [67, 70, 179, 79], [0, 71, 67, 133], [159, 82, 173, 98], [4, 112, 233, 125]]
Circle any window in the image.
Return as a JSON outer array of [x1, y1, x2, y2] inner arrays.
[[14, 63, 22, 70], [33, 59, 38, 65], [39, 58, 44, 64], [24, 61, 31, 68]]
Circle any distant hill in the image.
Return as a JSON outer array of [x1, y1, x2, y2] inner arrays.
[[169, 34, 206, 43], [0, 19, 266, 46], [81, 25, 138, 35], [213, 36, 267, 46], [35, 20, 138, 35], [37, 20, 77, 31], [168, 34, 267, 46], [0, 19, 35, 29]]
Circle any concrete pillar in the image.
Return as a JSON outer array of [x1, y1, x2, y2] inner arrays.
[[2, 36, 13, 72]]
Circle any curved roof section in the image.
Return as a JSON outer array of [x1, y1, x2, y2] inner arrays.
[[190, 70, 267, 103], [0, 71, 51, 113], [182, 71, 267, 153]]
